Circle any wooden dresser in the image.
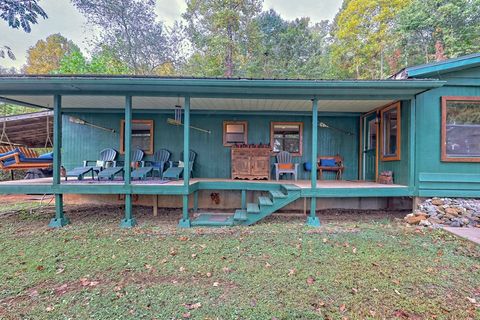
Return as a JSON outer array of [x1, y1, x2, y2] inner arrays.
[[231, 147, 271, 180]]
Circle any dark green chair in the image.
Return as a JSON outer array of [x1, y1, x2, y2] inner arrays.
[[163, 150, 196, 180], [65, 148, 117, 180]]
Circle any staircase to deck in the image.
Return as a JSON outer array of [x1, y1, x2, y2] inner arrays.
[[191, 184, 301, 227]]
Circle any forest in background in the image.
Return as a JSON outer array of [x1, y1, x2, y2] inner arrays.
[[1, 0, 480, 81]]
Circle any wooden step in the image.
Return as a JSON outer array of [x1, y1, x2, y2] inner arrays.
[[281, 184, 301, 194], [234, 209, 247, 221], [258, 196, 273, 206], [247, 203, 260, 214], [269, 190, 287, 200], [191, 214, 234, 227]]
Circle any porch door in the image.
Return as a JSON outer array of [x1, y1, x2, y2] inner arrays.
[[362, 113, 377, 181]]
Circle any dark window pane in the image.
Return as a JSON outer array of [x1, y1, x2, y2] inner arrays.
[[272, 123, 302, 154], [446, 100, 480, 157], [382, 108, 398, 157]]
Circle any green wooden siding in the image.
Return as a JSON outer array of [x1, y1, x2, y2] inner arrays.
[[62, 112, 359, 180], [413, 67, 480, 196]]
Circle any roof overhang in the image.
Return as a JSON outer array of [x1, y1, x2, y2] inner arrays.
[[392, 53, 480, 79], [0, 76, 445, 112]]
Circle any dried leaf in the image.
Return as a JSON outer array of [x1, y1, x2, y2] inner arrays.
[[306, 276, 315, 285], [144, 264, 152, 270], [179, 236, 189, 241], [206, 272, 212, 278], [322, 238, 328, 243], [46, 306, 54, 312], [288, 268, 296, 276], [467, 297, 477, 304], [213, 282, 219, 287], [351, 288, 358, 294], [222, 267, 231, 273], [191, 253, 197, 259], [265, 262, 272, 268], [352, 247, 357, 254], [182, 312, 191, 318], [339, 304, 346, 312], [185, 302, 202, 310], [36, 265, 44, 271], [179, 266, 186, 272]]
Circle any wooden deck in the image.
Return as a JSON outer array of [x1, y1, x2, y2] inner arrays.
[[0, 177, 406, 189]]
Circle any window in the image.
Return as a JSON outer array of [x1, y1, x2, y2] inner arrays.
[[270, 122, 303, 156], [380, 102, 401, 161], [223, 121, 248, 146], [368, 118, 377, 150], [120, 120, 154, 154], [442, 96, 480, 162]]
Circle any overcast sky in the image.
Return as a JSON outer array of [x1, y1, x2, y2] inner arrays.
[[0, 0, 342, 70]]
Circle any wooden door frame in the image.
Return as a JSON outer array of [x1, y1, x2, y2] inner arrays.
[[359, 112, 379, 181]]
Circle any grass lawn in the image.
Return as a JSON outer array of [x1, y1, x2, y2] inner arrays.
[[0, 202, 479, 319]]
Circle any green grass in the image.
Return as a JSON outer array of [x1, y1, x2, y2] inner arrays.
[[0, 205, 478, 319]]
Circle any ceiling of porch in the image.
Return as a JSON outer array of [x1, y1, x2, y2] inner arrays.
[[1, 95, 394, 113]]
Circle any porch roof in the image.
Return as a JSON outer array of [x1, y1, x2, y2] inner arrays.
[[0, 75, 445, 112]]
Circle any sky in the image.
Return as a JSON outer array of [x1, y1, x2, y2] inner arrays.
[[0, 0, 343, 70]]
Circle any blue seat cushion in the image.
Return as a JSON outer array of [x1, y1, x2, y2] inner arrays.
[[38, 152, 53, 160], [21, 158, 53, 163], [320, 159, 336, 167], [0, 148, 19, 158]]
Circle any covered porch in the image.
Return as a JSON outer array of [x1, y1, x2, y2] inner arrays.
[[0, 76, 444, 227]]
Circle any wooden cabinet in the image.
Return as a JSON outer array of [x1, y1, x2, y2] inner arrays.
[[231, 147, 271, 180]]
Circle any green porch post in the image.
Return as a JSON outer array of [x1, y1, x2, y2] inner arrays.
[[120, 95, 137, 228], [49, 95, 69, 228], [307, 98, 321, 227], [178, 96, 191, 228], [241, 190, 246, 210], [408, 98, 416, 192]]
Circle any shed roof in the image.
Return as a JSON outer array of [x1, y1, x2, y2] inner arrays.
[[0, 110, 53, 148], [391, 53, 480, 79], [0, 75, 445, 112]]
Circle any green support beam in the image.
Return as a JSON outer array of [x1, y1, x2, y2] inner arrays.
[[307, 98, 321, 227], [193, 191, 198, 213], [241, 190, 246, 209], [178, 96, 191, 228], [409, 98, 416, 193], [120, 95, 136, 228], [49, 95, 69, 228]]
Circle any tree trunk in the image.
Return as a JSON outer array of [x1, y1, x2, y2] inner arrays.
[[224, 23, 234, 77]]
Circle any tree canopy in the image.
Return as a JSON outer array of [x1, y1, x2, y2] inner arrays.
[[0, 0, 47, 60], [4, 0, 480, 79], [24, 34, 79, 74], [71, 0, 182, 75]]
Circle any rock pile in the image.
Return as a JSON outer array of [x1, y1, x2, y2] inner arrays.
[[404, 197, 480, 228]]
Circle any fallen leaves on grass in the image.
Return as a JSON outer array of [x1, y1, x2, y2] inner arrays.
[[80, 278, 99, 287], [288, 268, 296, 276], [184, 302, 202, 310], [306, 276, 315, 285], [36, 265, 44, 271]]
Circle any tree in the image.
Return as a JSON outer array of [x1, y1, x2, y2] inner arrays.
[[396, 0, 480, 65], [182, 0, 263, 77], [23, 34, 79, 74], [56, 48, 131, 74], [0, 0, 47, 59], [256, 11, 332, 79], [71, 0, 181, 75], [330, 0, 411, 79]]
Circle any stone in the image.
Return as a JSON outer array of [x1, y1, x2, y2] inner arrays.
[[445, 207, 460, 216], [405, 214, 427, 225], [407, 197, 480, 228], [450, 220, 461, 227], [419, 219, 432, 227]]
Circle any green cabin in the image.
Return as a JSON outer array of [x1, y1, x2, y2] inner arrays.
[[1, 53, 479, 228]]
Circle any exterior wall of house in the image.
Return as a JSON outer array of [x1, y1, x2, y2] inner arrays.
[[61, 111, 361, 180], [378, 100, 411, 186], [414, 68, 480, 197]]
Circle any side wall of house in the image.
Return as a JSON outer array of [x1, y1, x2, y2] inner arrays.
[[415, 67, 480, 197], [62, 111, 360, 180]]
